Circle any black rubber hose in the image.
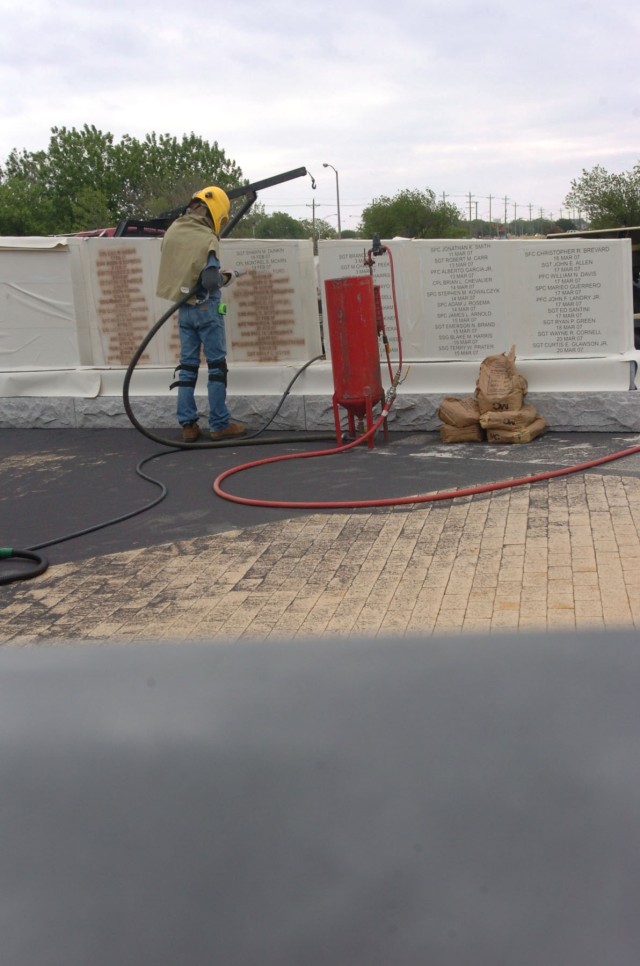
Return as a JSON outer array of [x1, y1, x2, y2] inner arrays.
[[23, 450, 177, 555], [1, 450, 178, 586], [0, 548, 49, 586]]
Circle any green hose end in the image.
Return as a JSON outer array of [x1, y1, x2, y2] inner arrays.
[[0, 548, 14, 558]]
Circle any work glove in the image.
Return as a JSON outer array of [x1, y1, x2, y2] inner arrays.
[[200, 264, 223, 294], [221, 269, 243, 287]]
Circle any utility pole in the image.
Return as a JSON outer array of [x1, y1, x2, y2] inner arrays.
[[306, 200, 318, 254], [312, 197, 317, 253], [504, 196, 508, 238], [468, 192, 473, 236]]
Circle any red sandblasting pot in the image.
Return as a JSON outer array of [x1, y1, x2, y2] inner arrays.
[[324, 275, 383, 419]]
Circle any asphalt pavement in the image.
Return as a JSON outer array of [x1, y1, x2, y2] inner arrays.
[[3, 426, 640, 643], [4, 426, 640, 563]]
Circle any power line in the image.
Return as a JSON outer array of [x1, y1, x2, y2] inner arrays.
[[260, 190, 570, 224]]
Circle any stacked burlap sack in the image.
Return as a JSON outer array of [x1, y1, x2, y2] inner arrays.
[[437, 345, 546, 444]]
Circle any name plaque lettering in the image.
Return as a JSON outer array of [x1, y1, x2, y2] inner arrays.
[[319, 238, 633, 360]]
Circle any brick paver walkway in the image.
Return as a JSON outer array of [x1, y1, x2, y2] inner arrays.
[[3, 473, 640, 646]]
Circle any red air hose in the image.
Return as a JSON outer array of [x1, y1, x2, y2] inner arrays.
[[213, 432, 640, 510]]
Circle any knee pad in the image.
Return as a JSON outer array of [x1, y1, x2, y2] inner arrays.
[[207, 357, 228, 387], [169, 362, 199, 391]]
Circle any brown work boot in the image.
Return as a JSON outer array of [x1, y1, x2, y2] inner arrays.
[[210, 421, 247, 440], [181, 421, 200, 442]]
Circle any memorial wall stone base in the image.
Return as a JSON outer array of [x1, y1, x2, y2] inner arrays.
[[3, 391, 640, 433]]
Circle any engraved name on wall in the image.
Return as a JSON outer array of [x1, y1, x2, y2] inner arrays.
[[224, 242, 319, 363], [94, 246, 153, 365]]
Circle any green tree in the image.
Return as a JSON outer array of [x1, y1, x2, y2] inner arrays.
[[227, 201, 267, 239], [250, 211, 309, 239], [359, 188, 466, 239], [114, 131, 243, 218], [565, 163, 640, 229], [554, 217, 579, 233], [0, 147, 58, 234], [0, 125, 244, 235], [298, 217, 337, 241], [227, 208, 336, 245], [295, 216, 337, 254], [528, 217, 557, 236]]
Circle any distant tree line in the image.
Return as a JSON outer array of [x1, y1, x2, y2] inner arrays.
[[1, 125, 638, 238], [0, 125, 244, 235]]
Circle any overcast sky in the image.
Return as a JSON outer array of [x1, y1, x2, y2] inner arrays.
[[1, 0, 638, 231]]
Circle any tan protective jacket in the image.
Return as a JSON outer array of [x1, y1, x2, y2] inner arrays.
[[156, 211, 221, 303]]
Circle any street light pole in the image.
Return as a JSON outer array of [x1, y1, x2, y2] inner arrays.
[[322, 162, 341, 238]]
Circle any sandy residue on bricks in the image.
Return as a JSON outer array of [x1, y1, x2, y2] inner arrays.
[[3, 474, 640, 645]]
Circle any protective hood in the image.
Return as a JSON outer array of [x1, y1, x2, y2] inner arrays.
[[156, 210, 220, 303]]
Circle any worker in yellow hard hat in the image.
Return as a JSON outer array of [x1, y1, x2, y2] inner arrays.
[[156, 186, 246, 443]]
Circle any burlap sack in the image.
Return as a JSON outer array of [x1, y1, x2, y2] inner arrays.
[[439, 422, 485, 443], [476, 344, 517, 394], [475, 387, 526, 414], [485, 416, 547, 444], [479, 403, 539, 430], [475, 345, 528, 412], [437, 396, 481, 427]]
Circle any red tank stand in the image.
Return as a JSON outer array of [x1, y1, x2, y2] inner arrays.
[[332, 391, 388, 449]]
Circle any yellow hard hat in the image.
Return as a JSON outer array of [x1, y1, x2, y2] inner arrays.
[[191, 186, 230, 235]]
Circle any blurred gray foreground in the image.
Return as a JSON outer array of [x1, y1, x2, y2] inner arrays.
[[1, 633, 639, 965]]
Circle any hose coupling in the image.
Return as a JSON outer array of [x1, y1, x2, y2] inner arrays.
[[391, 368, 404, 390]]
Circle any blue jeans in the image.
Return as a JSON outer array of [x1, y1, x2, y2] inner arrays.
[[176, 299, 231, 431]]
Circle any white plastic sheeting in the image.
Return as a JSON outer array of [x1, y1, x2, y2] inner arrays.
[[0, 236, 323, 397], [0, 234, 637, 400]]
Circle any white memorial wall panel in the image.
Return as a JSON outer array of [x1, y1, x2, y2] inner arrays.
[[418, 241, 509, 358], [70, 237, 176, 368], [69, 238, 320, 368], [69, 236, 323, 368], [511, 241, 631, 357], [222, 239, 322, 363], [318, 238, 634, 361], [316, 240, 415, 358]]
